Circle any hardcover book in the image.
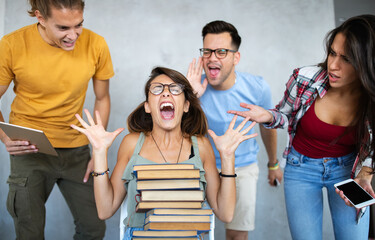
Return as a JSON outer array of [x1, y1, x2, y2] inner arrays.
[[137, 179, 200, 191], [132, 238, 198, 240], [132, 230, 198, 237], [144, 222, 211, 231], [145, 215, 211, 224], [146, 208, 213, 217], [140, 190, 204, 202], [135, 201, 202, 212], [136, 169, 200, 180]]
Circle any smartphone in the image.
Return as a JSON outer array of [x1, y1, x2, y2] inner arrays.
[[273, 179, 280, 187], [334, 179, 375, 208]]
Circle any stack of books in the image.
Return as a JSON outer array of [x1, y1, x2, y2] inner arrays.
[[132, 164, 213, 239], [134, 164, 204, 212]]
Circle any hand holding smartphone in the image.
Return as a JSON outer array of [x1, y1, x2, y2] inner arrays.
[[334, 179, 375, 208], [273, 179, 280, 187]]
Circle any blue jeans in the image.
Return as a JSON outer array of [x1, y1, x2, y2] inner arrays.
[[284, 147, 369, 240]]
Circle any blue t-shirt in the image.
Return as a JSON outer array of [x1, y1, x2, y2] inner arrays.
[[200, 71, 273, 168]]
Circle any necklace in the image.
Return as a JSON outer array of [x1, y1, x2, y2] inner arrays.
[[151, 133, 184, 163]]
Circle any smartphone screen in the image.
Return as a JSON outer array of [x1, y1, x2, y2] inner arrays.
[[336, 180, 373, 205]]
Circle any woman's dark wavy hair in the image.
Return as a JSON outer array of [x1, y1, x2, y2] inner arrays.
[[127, 67, 208, 137], [319, 14, 375, 171]]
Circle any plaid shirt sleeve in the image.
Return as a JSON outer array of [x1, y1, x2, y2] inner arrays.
[[262, 68, 304, 157], [265, 68, 301, 130]]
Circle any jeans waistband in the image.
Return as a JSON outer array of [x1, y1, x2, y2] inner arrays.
[[290, 146, 356, 165]]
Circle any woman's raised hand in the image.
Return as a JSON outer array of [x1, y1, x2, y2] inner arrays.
[[71, 109, 124, 152], [208, 115, 257, 158]]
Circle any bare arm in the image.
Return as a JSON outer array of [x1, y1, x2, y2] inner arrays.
[[71, 109, 126, 219], [259, 125, 283, 186], [203, 116, 258, 222], [92, 133, 134, 219], [82, 79, 111, 182], [93, 79, 110, 128]]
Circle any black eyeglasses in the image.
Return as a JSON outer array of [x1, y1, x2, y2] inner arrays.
[[199, 48, 237, 59], [149, 82, 185, 95]]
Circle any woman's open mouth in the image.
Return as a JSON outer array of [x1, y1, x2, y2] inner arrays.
[[160, 102, 175, 120]]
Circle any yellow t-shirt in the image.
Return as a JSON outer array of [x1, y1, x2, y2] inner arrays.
[[0, 23, 114, 148]]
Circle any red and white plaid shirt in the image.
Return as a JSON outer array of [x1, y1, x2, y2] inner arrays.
[[265, 66, 372, 177]]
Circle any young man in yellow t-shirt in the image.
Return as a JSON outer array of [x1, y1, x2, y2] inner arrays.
[[0, 0, 114, 239]]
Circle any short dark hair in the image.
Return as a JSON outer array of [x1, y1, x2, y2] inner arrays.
[[202, 20, 242, 50], [127, 67, 208, 137], [28, 0, 85, 18]]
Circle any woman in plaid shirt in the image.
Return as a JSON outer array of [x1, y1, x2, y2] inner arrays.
[[229, 15, 375, 239]]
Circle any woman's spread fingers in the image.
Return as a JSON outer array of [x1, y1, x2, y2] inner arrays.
[[84, 109, 96, 126], [70, 124, 84, 133], [241, 121, 257, 135], [235, 117, 251, 131], [228, 115, 238, 130], [74, 113, 90, 128]]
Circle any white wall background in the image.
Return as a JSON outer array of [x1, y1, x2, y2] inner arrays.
[[0, 0, 4, 35], [0, 0, 336, 239], [334, 0, 375, 26]]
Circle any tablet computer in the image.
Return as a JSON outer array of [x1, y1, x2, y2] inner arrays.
[[0, 122, 58, 156]]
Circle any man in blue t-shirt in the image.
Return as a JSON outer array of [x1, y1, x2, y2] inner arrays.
[[187, 20, 282, 240]]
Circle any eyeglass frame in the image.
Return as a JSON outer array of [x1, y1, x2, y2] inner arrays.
[[148, 82, 185, 96], [199, 48, 237, 59]]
